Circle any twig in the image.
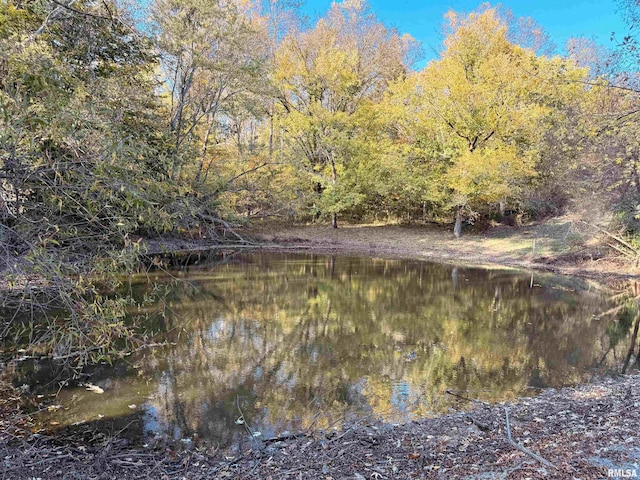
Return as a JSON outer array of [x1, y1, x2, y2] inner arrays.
[[49, 0, 115, 22], [226, 162, 277, 184], [236, 395, 258, 441], [4, 453, 75, 471], [504, 407, 556, 470], [466, 414, 492, 432], [262, 432, 309, 444], [109, 453, 158, 459], [445, 389, 490, 407], [110, 459, 146, 467]]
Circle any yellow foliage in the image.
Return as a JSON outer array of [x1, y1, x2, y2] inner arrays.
[[447, 145, 537, 204], [383, 6, 588, 214]]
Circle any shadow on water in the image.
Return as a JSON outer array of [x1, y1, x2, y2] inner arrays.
[[12, 253, 640, 449]]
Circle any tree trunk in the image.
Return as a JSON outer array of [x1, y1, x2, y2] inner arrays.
[[268, 111, 274, 158], [236, 120, 243, 154], [330, 153, 338, 229], [454, 206, 463, 238], [170, 100, 186, 181], [195, 115, 214, 184]]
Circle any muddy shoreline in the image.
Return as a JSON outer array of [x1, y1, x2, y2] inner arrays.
[[2, 373, 639, 479], [241, 223, 639, 282], [142, 222, 639, 284]]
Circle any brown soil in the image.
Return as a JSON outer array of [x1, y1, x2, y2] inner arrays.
[[2, 374, 639, 479], [244, 220, 639, 281]]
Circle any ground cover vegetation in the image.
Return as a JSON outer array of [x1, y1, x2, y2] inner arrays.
[[0, 0, 639, 370]]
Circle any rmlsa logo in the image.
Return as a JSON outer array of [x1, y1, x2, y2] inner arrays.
[[608, 468, 638, 478]]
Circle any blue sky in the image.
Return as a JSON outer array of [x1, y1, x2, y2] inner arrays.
[[300, 0, 629, 64]]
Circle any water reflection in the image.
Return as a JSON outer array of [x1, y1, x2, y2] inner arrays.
[[32, 253, 631, 447]]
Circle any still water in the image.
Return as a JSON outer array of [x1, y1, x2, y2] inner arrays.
[[29, 253, 630, 447]]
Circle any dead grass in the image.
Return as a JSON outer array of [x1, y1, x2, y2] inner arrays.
[[245, 216, 637, 280]]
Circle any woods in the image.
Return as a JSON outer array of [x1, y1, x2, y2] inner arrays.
[[1, 0, 639, 236]]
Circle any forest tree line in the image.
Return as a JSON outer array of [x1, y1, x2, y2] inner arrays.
[[1, 0, 640, 244]]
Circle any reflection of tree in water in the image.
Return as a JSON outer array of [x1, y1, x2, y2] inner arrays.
[[131, 255, 626, 442], [595, 280, 640, 373], [39, 254, 638, 447]]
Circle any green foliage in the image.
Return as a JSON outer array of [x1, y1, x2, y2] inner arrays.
[[381, 7, 589, 229], [0, 0, 225, 363], [272, 0, 417, 226], [238, 2, 603, 231]]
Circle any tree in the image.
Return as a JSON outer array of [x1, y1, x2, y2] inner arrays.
[[561, 6, 640, 235], [616, 0, 640, 78], [273, 0, 418, 228], [0, 0, 175, 246], [152, 0, 269, 181], [392, 6, 585, 236], [0, 0, 179, 362], [263, 0, 302, 159]]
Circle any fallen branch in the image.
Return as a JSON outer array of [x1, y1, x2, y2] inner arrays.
[[262, 432, 309, 444], [236, 395, 259, 442], [608, 242, 637, 258], [445, 389, 490, 406], [444, 390, 493, 431], [579, 221, 638, 256], [467, 414, 492, 432], [504, 407, 556, 470]]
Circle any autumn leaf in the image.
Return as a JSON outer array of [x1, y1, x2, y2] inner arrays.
[[83, 383, 104, 394]]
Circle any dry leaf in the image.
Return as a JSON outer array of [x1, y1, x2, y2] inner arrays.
[[84, 383, 104, 394]]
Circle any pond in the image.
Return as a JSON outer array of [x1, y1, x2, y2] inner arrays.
[[24, 253, 632, 449]]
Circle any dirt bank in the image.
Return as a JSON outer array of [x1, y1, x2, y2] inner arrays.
[[245, 220, 639, 281], [2, 373, 639, 479]]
